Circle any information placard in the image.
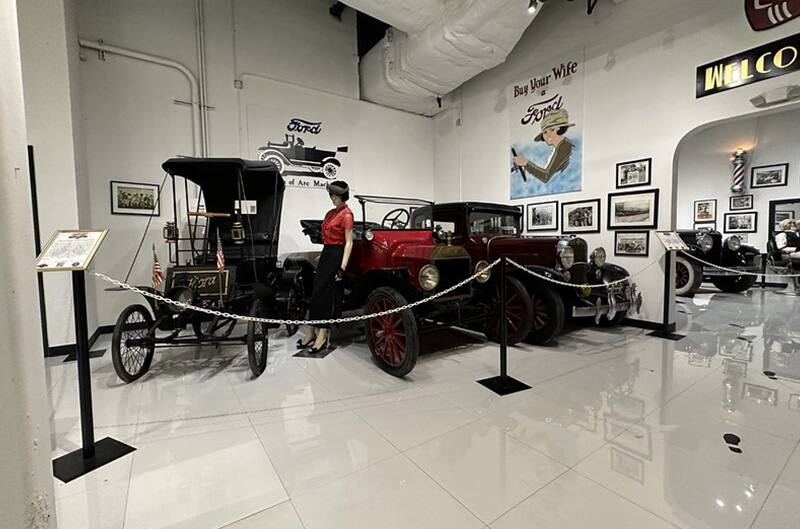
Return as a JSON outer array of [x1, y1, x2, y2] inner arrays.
[[655, 231, 689, 251], [36, 229, 108, 272]]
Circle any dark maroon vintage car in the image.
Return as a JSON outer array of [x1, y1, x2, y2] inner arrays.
[[410, 202, 642, 344]]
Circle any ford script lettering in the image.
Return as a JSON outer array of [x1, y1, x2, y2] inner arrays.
[[287, 118, 322, 134], [520, 94, 564, 126]]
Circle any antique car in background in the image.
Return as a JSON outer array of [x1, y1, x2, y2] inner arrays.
[[110, 158, 303, 382], [675, 229, 761, 296], [257, 133, 348, 179], [409, 202, 642, 345], [293, 195, 508, 377], [766, 227, 800, 291]]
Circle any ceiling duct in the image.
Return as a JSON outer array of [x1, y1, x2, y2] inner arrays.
[[345, 0, 538, 116]]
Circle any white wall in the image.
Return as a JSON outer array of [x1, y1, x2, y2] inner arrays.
[[433, 0, 800, 326], [677, 108, 800, 250]]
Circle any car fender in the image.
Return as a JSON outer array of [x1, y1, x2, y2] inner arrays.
[[258, 149, 289, 163], [321, 157, 341, 167], [346, 268, 416, 310]]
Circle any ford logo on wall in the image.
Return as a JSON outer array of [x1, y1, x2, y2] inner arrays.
[[287, 118, 322, 134], [746, 0, 800, 31]]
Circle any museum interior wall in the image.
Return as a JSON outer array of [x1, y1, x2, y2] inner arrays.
[[18, 0, 436, 337], [431, 0, 800, 326], [676, 107, 800, 249]]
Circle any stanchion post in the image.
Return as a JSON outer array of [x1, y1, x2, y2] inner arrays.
[[72, 271, 95, 457], [500, 256, 508, 378], [646, 248, 685, 341]]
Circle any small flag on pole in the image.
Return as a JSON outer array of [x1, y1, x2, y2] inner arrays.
[[152, 244, 165, 287], [215, 228, 225, 271]]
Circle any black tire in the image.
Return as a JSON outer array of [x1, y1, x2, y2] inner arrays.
[[526, 282, 565, 345], [284, 287, 302, 337], [247, 300, 269, 377], [711, 275, 756, 293], [675, 256, 703, 296], [112, 304, 155, 383], [484, 277, 534, 345], [366, 287, 419, 377]]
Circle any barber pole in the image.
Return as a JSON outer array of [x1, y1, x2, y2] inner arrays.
[[731, 148, 748, 194]]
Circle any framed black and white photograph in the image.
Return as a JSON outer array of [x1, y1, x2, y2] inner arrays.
[[562, 199, 601, 234], [724, 211, 758, 233], [526, 201, 558, 232], [607, 189, 659, 230], [110, 180, 160, 216], [775, 210, 793, 230], [729, 194, 753, 211], [614, 231, 649, 257], [693, 199, 716, 222], [694, 222, 716, 231], [616, 158, 652, 189], [751, 163, 789, 189]]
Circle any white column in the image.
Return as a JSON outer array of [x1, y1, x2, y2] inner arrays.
[[0, 0, 58, 527]]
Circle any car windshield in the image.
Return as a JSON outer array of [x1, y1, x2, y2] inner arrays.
[[468, 211, 520, 236], [357, 195, 433, 231]]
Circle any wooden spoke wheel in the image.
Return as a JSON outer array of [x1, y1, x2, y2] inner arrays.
[[366, 287, 418, 377], [525, 283, 565, 346], [112, 304, 155, 383], [675, 256, 703, 296], [247, 300, 269, 377], [484, 276, 533, 345]]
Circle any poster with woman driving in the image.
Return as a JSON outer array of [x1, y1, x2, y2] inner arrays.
[[509, 56, 584, 199]]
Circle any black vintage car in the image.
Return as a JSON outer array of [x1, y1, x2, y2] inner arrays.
[[257, 133, 348, 179], [675, 229, 761, 296]]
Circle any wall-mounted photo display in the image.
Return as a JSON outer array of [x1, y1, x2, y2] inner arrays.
[[562, 199, 601, 234], [694, 222, 717, 231], [693, 199, 717, 222], [110, 180, 160, 216], [729, 194, 753, 211], [614, 231, 650, 257], [607, 189, 659, 229], [526, 201, 558, 232], [616, 158, 652, 189], [751, 163, 789, 189], [724, 211, 758, 233]]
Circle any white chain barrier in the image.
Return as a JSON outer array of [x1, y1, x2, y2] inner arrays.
[[506, 255, 664, 288], [93, 258, 503, 326], [679, 251, 800, 278]]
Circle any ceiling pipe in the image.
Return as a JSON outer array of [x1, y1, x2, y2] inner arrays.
[[78, 39, 204, 157]]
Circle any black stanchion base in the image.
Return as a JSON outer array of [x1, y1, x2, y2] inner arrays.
[[63, 349, 106, 363], [294, 346, 337, 359], [647, 330, 686, 341], [477, 375, 531, 396], [53, 437, 136, 483]]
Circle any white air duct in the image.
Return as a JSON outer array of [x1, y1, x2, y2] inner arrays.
[[347, 0, 537, 116]]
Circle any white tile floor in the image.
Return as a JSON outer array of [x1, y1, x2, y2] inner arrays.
[[48, 286, 800, 529]]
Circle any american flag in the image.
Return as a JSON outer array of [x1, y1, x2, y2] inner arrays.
[[215, 228, 225, 271], [152, 245, 165, 287]]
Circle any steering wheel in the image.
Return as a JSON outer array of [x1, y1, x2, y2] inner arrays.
[[381, 208, 410, 230]]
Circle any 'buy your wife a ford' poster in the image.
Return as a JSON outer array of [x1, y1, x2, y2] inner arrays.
[[509, 57, 584, 199]]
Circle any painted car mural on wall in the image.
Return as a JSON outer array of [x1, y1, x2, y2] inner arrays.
[[257, 133, 348, 179]]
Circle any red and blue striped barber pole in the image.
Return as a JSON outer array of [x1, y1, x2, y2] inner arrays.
[[731, 148, 747, 193]]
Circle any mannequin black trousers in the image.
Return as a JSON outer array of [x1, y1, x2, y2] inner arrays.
[[308, 244, 344, 329]]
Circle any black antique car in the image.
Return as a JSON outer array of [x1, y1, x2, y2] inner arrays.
[[767, 228, 800, 291], [675, 229, 761, 296], [110, 158, 303, 382], [257, 133, 347, 179], [409, 202, 642, 345]]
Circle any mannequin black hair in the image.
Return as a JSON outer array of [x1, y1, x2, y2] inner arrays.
[[327, 180, 349, 202]]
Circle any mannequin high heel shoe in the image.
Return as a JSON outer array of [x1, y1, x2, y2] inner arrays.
[[306, 337, 330, 355], [296, 336, 316, 349]]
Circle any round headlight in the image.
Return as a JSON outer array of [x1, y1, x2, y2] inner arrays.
[[364, 229, 374, 242], [726, 235, 741, 251], [419, 264, 440, 291], [558, 246, 575, 270], [591, 247, 607, 268], [475, 260, 492, 283], [697, 234, 713, 252]]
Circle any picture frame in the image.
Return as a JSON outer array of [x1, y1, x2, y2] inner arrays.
[[694, 221, 716, 231], [110, 180, 161, 216], [614, 231, 650, 257], [750, 163, 789, 189], [607, 189, 659, 230], [693, 199, 717, 222], [729, 194, 753, 211], [775, 210, 793, 230], [561, 199, 601, 234], [526, 201, 558, 232], [724, 211, 757, 233], [616, 158, 652, 189]]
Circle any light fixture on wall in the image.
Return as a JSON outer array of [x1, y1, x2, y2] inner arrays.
[[528, 0, 540, 14], [750, 85, 800, 108], [731, 148, 748, 194]]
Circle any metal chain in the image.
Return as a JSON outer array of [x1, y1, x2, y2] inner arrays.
[[679, 251, 800, 278], [506, 255, 664, 289], [93, 258, 502, 326]]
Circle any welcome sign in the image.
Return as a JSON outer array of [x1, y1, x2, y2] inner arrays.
[[696, 33, 800, 98]]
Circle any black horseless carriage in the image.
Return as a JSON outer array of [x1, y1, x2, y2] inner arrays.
[[111, 158, 303, 382], [674, 229, 761, 296]]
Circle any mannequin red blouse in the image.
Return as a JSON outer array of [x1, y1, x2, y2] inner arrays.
[[321, 205, 354, 245]]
